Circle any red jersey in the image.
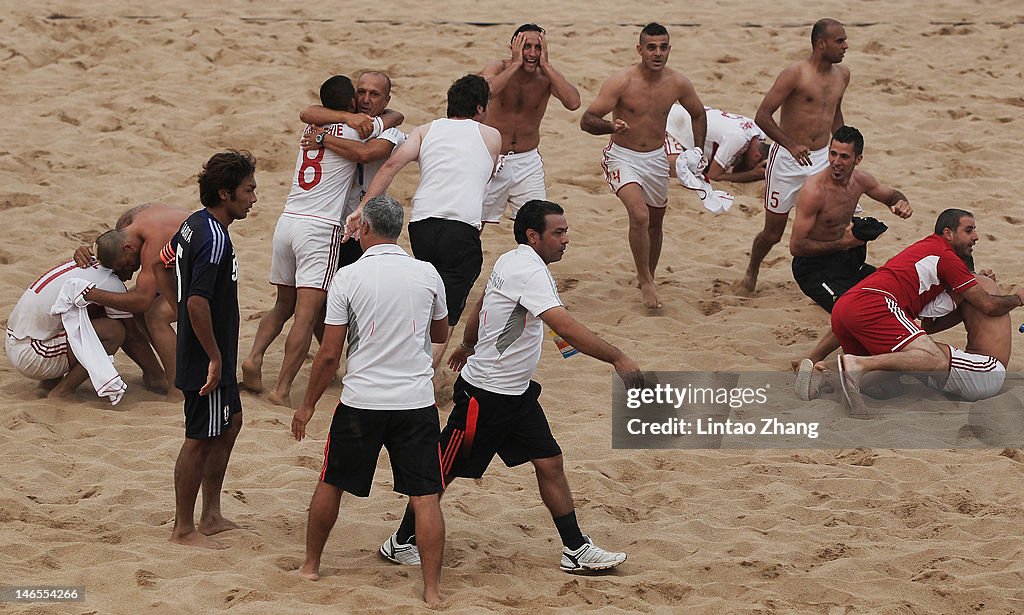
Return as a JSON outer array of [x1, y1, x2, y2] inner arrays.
[[853, 234, 976, 318]]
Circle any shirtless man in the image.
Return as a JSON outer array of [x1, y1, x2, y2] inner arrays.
[[581, 22, 707, 309], [480, 23, 581, 223], [790, 126, 911, 366], [740, 18, 850, 293], [78, 202, 190, 400]]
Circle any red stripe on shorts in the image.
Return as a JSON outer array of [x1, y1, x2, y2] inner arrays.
[[319, 434, 331, 482]]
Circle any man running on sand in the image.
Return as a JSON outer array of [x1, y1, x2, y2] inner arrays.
[[581, 22, 707, 309], [740, 18, 850, 293]]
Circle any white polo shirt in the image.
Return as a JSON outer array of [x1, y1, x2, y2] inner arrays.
[[325, 243, 447, 410], [461, 245, 563, 395]]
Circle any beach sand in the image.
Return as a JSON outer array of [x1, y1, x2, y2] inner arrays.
[[2, 2, 1024, 612]]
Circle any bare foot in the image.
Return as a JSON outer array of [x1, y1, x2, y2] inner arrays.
[[241, 358, 264, 393], [423, 589, 444, 605], [296, 565, 320, 581], [734, 274, 757, 295], [640, 284, 663, 309], [166, 388, 184, 403], [268, 389, 292, 408], [837, 354, 867, 416], [198, 515, 241, 536], [170, 529, 223, 549], [46, 386, 76, 400], [38, 378, 61, 392], [143, 372, 169, 395]]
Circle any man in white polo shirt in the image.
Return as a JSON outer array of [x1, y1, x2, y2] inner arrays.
[[378, 199, 643, 574], [290, 195, 449, 605]]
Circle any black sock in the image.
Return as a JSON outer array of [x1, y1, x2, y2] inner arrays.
[[553, 511, 585, 550], [396, 504, 417, 545]]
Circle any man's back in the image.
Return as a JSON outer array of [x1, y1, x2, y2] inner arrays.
[[285, 122, 372, 226], [327, 244, 447, 410], [10, 261, 129, 340], [854, 234, 975, 317], [411, 118, 495, 228]]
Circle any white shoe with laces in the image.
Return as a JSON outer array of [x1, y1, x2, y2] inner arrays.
[[560, 535, 626, 573], [379, 531, 420, 565]]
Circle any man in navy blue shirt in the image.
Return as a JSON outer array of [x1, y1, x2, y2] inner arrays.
[[160, 150, 258, 548]]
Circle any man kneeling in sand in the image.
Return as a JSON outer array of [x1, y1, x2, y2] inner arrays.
[[6, 250, 139, 399], [802, 209, 1024, 411]]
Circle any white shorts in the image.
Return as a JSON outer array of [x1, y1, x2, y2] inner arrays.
[[763, 143, 829, 214], [931, 346, 1006, 401], [482, 149, 547, 223], [602, 142, 669, 208], [5, 332, 69, 380], [663, 133, 691, 157], [270, 215, 343, 291]]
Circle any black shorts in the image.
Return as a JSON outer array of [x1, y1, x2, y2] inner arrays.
[[408, 217, 482, 325], [440, 377, 562, 481], [182, 382, 242, 440], [337, 237, 363, 269], [792, 246, 875, 313], [320, 403, 443, 497]]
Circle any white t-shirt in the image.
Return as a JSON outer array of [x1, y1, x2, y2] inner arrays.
[[342, 127, 407, 218], [325, 243, 448, 410], [410, 118, 494, 230], [282, 118, 384, 227], [666, 105, 765, 169], [461, 245, 563, 395], [8, 260, 131, 341]]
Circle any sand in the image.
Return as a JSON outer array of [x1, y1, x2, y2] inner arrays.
[[3, 1, 1024, 613]]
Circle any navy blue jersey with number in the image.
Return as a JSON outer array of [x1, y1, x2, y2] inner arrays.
[[171, 209, 239, 391]]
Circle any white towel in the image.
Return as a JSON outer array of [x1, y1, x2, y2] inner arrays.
[[49, 278, 126, 405], [675, 149, 734, 214]]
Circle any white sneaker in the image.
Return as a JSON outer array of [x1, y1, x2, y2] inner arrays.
[[560, 535, 626, 573], [379, 532, 420, 565]]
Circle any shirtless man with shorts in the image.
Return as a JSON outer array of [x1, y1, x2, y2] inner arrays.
[[740, 18, 850, 293], [581, 22, 707, 309], [480, 23, 581, 223], [79, 202, 190, 400], [790, 126, 911, 367]]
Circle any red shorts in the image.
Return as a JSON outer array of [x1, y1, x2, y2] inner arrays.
[[831, 289, 925, 355]]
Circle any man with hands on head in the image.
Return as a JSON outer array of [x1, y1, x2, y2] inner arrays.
[[479, 23, 581, 223]]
